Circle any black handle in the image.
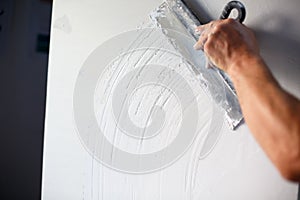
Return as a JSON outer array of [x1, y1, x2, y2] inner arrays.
[[220, 1, 246, 23]]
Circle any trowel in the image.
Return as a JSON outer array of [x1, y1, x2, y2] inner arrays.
[[151, 0, 246, 130]]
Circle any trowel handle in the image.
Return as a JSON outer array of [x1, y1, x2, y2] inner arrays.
[[220, 1, 246, 23]]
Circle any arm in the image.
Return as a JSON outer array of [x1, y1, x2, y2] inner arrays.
[[194, 18, 300, 181]]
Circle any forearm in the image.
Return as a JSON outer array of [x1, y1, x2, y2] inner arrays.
[[228, 54, 300, 181], [195, 19, 300, 181]]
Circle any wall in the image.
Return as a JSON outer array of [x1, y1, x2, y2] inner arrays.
[[42, 0, 300, 199]]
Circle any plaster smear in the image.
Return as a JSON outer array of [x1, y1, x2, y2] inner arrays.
[[99, 33, 220, 145], [54, 15, 72, 33], [73, 24, 227, 199]]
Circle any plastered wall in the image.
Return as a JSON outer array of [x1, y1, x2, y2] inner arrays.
[[42, 0, 300, 199]]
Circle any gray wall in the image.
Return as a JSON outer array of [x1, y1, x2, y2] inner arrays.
[[0, 0, 51, 199]]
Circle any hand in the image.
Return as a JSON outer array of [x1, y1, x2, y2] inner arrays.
[[194, 18, 259, 73]]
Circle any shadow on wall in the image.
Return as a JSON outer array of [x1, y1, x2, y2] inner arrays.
[[256, 28, 300, 97], [183, 0, 213, 24]]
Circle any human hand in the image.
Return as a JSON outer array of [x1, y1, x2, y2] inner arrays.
[[194, 18, 259, 73]]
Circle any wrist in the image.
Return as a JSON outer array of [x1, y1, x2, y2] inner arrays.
[[227, 51, 263, 78]]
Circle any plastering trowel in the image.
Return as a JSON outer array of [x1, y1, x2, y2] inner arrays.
[[150, 0, 246, 130]]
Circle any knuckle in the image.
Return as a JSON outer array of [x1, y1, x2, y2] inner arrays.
[[214, 21, 227, 31], [213, 25, 222, 33], [213, 24, 224, 35], [204, 39, 213, 52], [225, 18, 235, 24]]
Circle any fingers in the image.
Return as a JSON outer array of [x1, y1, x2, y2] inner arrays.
[[194, 24, 207, 34], [194, 21, 218, 50], [195, 21, 217, 33], [193, 18, 259, 72], [205, 57, 214, 69], [193, 37, 206, 50]]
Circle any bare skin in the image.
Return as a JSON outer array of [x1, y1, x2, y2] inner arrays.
[[194, 18, 300, 182]]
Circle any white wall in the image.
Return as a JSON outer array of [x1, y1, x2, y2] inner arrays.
[[42, 0, 299, 199]]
